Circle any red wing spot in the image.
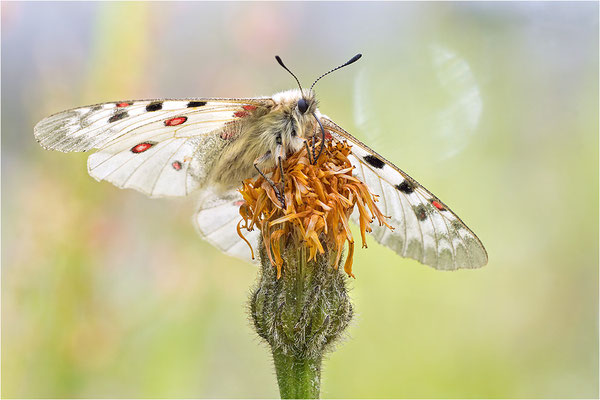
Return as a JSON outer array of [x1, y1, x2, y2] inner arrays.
[[431, 200, 445, 211], [324, 131, 332, 140], [171, 161, 183, 171], [165, 116, 187, 126], [220, 130, 235, 140], [234, 111, 249, 118], [242, 105, 257, 111], [116, 102, 131, 107], [131, 142, 155, 153]]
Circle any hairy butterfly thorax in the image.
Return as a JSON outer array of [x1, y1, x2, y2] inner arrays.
[[207, 89, 319, 192]]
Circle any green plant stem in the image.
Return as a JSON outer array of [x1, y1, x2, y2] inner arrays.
[[273, 245, 321, 398], [272, 351, 322, 399]]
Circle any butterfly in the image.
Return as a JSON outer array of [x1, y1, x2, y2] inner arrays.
[[34, 54, 487, 271]]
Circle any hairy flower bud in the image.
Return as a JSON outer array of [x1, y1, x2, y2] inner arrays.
[[250, 237, 353, 360]]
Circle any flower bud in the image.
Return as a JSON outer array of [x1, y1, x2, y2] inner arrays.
[[250, 237, 353, 361]]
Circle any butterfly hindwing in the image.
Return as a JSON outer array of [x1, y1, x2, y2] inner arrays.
[[34, 98, 270, 197], [322, 117, 488, 270], [194, 188, 260, 264]]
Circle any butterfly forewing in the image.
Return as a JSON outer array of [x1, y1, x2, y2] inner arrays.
[[34, 98, 270, 197], [322, 117, 488, 270]]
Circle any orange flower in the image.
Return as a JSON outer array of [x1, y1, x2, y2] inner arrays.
[[238, 141, 393, 279]]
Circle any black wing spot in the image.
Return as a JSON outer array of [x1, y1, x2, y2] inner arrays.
[[146, 101, 163, 112], [187, 101, 207, 107], [108, 111, 128, 123], [414, 204, 428, 221], [395, 180, 415, 194], [90, 105, 102, 112], [364, 155, 385, 169]]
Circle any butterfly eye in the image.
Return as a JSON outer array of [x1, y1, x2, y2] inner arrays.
[[297, 98, 309, 114]]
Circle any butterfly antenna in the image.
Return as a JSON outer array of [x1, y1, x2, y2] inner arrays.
[[310, 54, 362, 91], [275, 55, 304, 94]]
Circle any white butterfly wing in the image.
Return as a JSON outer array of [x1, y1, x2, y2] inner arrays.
[[322, 117, 488, 270], [194, 188, 260, 264], [34, 98, 270, 197], [34, 96, 487, 269]]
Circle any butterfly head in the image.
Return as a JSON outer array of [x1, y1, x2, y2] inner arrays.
[[271, 89, 318, 122], [297, 98, 309, 114]]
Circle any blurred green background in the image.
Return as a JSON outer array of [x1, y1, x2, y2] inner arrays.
[[2, 2, 598, 398]]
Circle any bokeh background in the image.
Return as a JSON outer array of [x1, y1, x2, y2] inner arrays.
[[2, 2, 598, 398]]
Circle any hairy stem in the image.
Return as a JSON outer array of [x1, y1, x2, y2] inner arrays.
[[272, 351, 322, 399]]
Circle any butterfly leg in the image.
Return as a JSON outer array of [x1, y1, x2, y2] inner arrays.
[[303, 140, 313, 164], [253, 151, 286, 209], [278, 156, 285, 201], [275, 144, 287, 209], [312, 112, 326, 163]]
